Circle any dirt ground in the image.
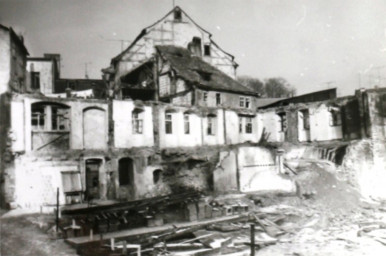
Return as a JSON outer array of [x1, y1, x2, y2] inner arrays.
[[0, 212, 77, 256], [1, 161, 386, 256]]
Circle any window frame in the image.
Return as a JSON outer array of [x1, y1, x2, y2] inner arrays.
[[207, 115, 216, 135], [239, 97, 245, 108], [204, 44, 211, 56], [165, 112, 173, 134], [277, 112, 287, 132], [184, 113, 190, 134], [132, 111, 143, 134], [216, 93, 221, 106], [245, 117, 253, 134]]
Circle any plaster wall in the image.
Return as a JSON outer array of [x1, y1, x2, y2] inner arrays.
[[113, 100, 154, 148], [0, 29, 10, 94], [13, 157, 78, 209], [26, 60, 53, 94], [18, 96, 108, 152], [237, 146, 295, 193], [158, 106, 202, 148], [310, 104, 343, 141], [259, 111, 285, 142], [298, 111, 311, 142], [10, 100, 24, 152], [224, 111, 258, 144], [202, 109, 225, 146]]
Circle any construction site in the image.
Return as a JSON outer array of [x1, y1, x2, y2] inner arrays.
[[1, 3, 386, 256]]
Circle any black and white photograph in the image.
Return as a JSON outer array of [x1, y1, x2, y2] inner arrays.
[[0, 0, 386, 255]]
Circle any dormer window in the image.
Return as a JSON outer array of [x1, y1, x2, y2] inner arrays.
[[174, 9, 182, 21]]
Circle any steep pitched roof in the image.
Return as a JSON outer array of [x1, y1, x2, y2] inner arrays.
[[156, 45, 257, 96], [109, 6, 236, 67]]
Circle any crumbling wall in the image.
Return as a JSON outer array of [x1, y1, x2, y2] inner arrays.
[[310, 104, 343, 141], [237, 146, 295, 193], [340, 139, 386, 200], [26, 60, 54, 94], [213, 151, 238, 192]]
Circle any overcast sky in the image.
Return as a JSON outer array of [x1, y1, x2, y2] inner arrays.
[[1, 0, 385, 96]]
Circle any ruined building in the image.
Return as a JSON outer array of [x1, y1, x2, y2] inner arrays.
[[1, 7, 386, 210]]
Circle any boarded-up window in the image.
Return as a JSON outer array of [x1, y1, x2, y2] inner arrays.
[[62, 172, 82, 193]]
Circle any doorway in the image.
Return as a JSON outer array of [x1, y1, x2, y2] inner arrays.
[[85, 158, 102, 200], [118, 158, 135, 199]]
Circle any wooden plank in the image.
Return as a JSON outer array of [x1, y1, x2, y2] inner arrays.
[[66, 215, 247, 247]]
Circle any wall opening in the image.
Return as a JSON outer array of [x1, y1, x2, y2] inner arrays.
[[83, 107, 107, 149], [153, 169, 163, 184], [85, 158, 102, 200], [118, 157, 134, 187]]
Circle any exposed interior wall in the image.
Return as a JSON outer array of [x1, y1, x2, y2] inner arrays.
[[260, 111, 284, 143], [113, 100, 154, 148], [115, 7, 236, 84], [237, 146, 295, 193], [310, 104, 343, 141], [26, 60, 53, 94], [213, 151, 238, 192]]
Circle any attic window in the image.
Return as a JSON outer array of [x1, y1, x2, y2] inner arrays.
[[174, 9, 182, 21], [204, 45, 211, 56], [197, 70, 211, 81]]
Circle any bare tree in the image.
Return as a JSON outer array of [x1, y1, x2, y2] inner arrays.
[[237, 76, 265, 96], [264, 77, 296, 98]]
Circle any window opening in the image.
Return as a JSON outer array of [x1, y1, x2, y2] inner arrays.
[[277, 112, 287, 132], [204, 45, 211, 56], [216, 93, 221, 106], [245, 117, 253, 133], [207, 115, 216, 135], [184, 113, 190, 134], [132, 110, 143, 134], [31, 72, 40, 90], [153, 169, 163, 184], [165, 113, 173, 134]]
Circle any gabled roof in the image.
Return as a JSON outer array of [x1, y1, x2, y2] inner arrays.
[[156, 45, 257, 96], [110, 6, 236, 67]]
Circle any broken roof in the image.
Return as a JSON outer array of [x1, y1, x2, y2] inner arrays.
[[156, 45, 258, 96]]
